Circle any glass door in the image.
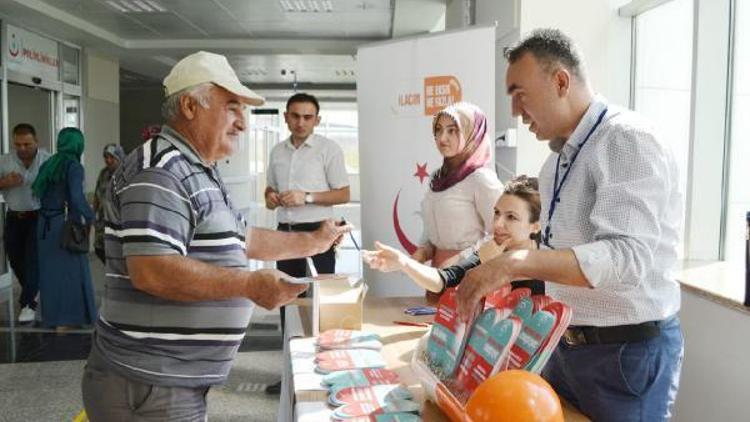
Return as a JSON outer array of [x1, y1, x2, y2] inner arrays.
[[7, 82, 55, 153]]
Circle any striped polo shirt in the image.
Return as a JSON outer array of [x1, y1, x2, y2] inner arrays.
[[93, 125, 252, 388]]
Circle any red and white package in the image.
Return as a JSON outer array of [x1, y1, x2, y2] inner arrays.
[[425, 288, 483, 377], [454, 310, 522, 398], [524, 301, 573, 373], [483, 285, 512, 309]]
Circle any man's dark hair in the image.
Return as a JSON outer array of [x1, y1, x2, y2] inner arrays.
[[505, 28, 586, 80], [286, 93, 320, 115], [12, 123, 37, 139]]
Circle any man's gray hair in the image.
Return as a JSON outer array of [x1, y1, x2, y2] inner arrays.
[[505, 28, 587, 81], [161, 83, 213, 121]]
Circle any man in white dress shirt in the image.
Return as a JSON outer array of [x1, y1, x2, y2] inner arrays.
[[264, 93, 350, 394], [456, 29, 683, 421], [0, 123, 50, 323]]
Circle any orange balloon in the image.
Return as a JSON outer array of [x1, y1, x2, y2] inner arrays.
[[465, 370, 563, 422]]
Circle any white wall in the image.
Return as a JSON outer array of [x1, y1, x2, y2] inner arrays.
[[515, 0, 632, 176], [674, 291, 750, 421], [472, 0, 632, 178], [82, 51, 120, 194], [445, 0, 469, 30]]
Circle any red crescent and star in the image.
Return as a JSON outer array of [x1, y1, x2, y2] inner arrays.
[[392, 162, 429, 254]]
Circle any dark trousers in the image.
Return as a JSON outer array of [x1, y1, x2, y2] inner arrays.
[[276, 221, 336, 330], [4, 211, 39, 309], [543, 316, 683, 421]]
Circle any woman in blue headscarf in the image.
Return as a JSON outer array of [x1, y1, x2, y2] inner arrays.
[[32, 127, 96, 330]]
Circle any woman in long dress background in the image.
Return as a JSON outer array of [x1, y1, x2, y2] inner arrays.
[[32, 127, 96, 330]]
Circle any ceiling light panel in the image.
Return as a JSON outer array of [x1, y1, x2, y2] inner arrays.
[[278, 0, 333, 13], [105, 0, 167, 13]]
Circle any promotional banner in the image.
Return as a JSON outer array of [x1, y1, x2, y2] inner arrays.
[[7, 25, 60, 82], [357, 26, 496, 296]]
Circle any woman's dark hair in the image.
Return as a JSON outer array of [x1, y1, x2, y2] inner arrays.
[[503, 175, 540, 223]]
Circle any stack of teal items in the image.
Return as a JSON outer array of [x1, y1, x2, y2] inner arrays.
[[314, 329, 422, 421]]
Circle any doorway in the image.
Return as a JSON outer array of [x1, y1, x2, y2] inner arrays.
[[7, 83, 55, 153]]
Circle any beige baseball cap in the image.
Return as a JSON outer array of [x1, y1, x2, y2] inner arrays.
[[163, 51, 265, 106]]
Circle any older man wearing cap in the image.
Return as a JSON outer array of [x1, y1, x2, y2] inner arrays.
[[81, 51, 351, 421]]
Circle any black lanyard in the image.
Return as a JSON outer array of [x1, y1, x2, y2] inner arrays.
[[542, 107, 608, 248]]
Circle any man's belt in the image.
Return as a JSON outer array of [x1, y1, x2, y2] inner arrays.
[[277, 221, 322, 232], [7, 210, 38, 219], [562, 320, 663, 346]]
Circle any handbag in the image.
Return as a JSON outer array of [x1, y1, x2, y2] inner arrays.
[[61, 205, 90, 254]]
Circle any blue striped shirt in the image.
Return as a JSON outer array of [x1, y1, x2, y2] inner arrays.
[[94, 125, 252, 387]]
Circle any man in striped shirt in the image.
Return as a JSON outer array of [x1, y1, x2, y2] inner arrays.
[[81, 51, 351, 421]]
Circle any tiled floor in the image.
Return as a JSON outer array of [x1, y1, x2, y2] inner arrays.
[[0, 350, 284, 421], [0, 255, 286, 421]]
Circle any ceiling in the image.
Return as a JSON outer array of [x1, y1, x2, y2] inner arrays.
[[0, 0, 448, 87]]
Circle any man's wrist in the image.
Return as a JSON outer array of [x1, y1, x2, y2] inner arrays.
[[505, 249, 531, 280], [243, 272, 258, 301], [309, 231, 328, 255]]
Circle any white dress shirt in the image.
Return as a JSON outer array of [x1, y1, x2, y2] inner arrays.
[[267, 134, 350, 224], [540, 96, 682, 326], [0, 149, 51, 211], [420, 166, 503, 253]]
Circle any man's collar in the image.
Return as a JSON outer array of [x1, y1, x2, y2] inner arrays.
[[285, 134, 318, 149], [159, 125, 210, 167], [556, 95, 608, 156], [14, 150, 38, 167]]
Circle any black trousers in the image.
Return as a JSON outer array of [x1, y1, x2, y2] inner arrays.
[[4, 211, 39, 309], [276, 221, 336, 331]]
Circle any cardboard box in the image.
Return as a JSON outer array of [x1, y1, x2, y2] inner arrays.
[[313, 275, 367, 335]]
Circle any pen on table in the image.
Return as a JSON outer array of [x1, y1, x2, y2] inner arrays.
[[392, 320, 432, 328]]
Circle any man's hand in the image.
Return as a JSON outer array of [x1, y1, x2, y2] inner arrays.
[[312, 219, 354, 254], [265, 190, 282, 210], [279, 190, 306, 207], [362, 241, 407, 272], [456, 249, 529, 321], [245, 268, 307, 310], [0, 172, 23, 189]]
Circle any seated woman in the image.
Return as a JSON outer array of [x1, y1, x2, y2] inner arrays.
[[363, 175, 544, 295]]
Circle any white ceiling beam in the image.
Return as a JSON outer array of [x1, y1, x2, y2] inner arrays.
[[122, 38, 372, 55], [3, 0, 128, 47]]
